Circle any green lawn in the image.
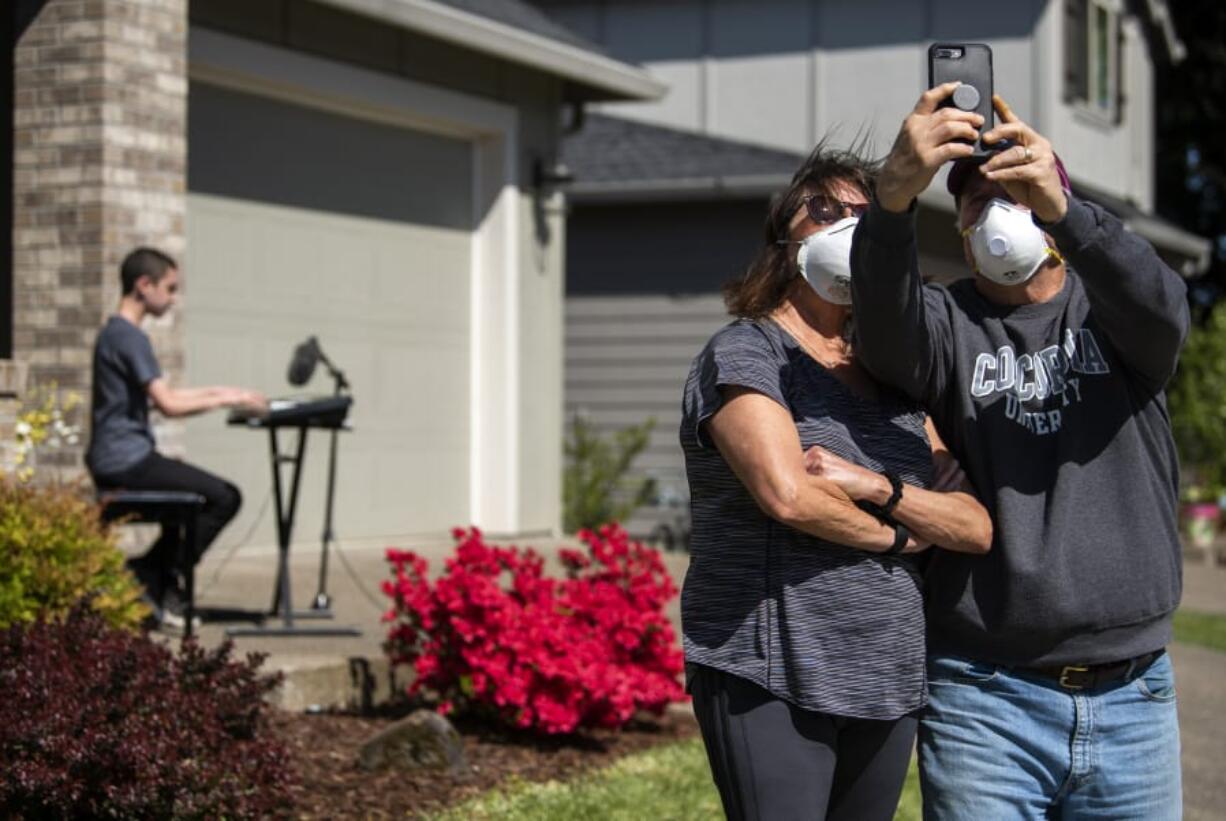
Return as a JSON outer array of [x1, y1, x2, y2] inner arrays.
[[1173, 608, 1226, 653], [426, 608, 1225, 819], [428, 737, 922, 820]]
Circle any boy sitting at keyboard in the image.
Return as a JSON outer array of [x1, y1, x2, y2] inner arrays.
[[86, 247, 268, 630]]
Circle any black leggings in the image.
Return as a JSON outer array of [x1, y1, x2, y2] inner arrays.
[[94, 451, 242, 574], [689, 663, 917, 821]]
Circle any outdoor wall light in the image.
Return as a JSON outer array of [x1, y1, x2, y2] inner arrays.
[[532, 157, 575, 192]]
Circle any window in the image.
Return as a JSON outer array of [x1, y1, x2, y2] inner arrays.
[[1064, 0, 1123, 121]]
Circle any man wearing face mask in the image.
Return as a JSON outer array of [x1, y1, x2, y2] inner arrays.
[[851, 84, 1187, 818]]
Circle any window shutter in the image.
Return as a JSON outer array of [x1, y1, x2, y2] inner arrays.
[[1064, 0, 1088, 104]]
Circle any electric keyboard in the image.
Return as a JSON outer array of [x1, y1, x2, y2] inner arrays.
[[228, 395, 352, 429]]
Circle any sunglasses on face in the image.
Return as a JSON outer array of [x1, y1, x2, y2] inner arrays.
[[797, 195, 870, 225]]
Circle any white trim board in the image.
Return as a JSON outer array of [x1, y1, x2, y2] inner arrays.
[[189, 28, 524, 532]]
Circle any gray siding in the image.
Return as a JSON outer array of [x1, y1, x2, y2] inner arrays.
[[539, 0, 1153, 209], [565, 293, 729, 502]]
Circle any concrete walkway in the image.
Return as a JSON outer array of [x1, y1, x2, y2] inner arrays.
[[1180, 555, 1226, 615], [182, 534, 1223, 816]]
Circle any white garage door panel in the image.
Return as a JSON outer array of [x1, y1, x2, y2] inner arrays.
[[370, 342, 466, 428], [185, 193, 472, 544]]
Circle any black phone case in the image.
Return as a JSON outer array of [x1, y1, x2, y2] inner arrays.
[[928, 43, 994, 156]]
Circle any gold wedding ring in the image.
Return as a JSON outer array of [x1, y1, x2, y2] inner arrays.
[[1023, 146, 1034, 162]]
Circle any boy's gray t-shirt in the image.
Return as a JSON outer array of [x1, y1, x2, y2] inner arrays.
[[86, 316, 161, 477]]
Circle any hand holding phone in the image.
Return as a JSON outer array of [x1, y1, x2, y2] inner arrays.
[[977, 97, 1069, 223], [928, 44, 995, 156], [875, 83, 984, 212]]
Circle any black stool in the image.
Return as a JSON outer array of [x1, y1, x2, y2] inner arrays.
[[98, 490, 206, 637]]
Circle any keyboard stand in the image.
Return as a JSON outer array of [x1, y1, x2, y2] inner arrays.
[[226, 423, 360, 638]]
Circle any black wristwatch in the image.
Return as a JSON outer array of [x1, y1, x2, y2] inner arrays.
[[885, 522, 910, 555], [880, 470, 904, 517]]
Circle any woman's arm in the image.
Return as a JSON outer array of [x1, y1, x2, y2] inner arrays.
[[706, 386, 927, 554], [803, 418, 992, 555]]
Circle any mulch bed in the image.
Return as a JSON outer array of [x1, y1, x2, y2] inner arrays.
[[276, 704, 700, 819]]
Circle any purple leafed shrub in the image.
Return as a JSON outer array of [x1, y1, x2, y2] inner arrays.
[[0, 604, 294, 819]]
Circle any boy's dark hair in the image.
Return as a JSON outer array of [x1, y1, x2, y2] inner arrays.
[[120, 247, 177, 295], [723, 140, 878, 319]]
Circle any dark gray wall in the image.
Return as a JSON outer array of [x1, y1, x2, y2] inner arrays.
[[566, 199, 767, 295], [189, 82, 473, 228]]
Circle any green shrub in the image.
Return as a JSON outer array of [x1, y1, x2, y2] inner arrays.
[[563, 413, 656, 534], [1169, 304, 1226, 495], [0, 481, 147, 629]]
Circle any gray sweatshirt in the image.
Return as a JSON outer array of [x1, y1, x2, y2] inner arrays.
[[850, 195, 1189, 667]]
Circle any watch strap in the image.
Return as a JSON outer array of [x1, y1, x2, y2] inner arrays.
[[885, 522, 910, 555], [880, 471, 904, 517]]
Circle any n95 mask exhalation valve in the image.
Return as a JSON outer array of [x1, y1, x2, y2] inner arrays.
[[964, 199, 1057, 286], [797, 217, 859, 305]]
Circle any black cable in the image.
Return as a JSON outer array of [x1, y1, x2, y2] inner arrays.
[[196, 488, 272, 598], [329, 535, 390, 615], [195, 487, 391, 618]]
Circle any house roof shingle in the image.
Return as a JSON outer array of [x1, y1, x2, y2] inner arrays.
[[561, 113, 805, 200]]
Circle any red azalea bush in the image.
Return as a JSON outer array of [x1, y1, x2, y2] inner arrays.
[[383, 524, 686, 735], [0, 604, 293, 819]]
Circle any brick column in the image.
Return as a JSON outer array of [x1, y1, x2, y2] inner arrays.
[[0, 361, 29, 476], [13, 0, 187, 479]]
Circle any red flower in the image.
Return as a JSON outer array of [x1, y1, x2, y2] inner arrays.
[[382, 523, 686, 735]]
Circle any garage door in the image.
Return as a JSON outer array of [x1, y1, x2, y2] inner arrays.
[[184, 82, 473, 546]]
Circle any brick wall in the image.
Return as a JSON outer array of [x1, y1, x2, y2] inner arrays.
[[0, 361, 29, 476], [13, 0, 188, 478]]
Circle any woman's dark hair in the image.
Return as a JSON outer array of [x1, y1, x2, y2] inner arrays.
[[723, 140, 878, 319], [120, 247, 177, 295]]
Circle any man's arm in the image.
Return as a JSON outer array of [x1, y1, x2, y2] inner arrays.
[[1040, 198, 1189, 390], [850, 205, 949, 403], [147, 379, 267, 419], [851, 83, 978, 403]]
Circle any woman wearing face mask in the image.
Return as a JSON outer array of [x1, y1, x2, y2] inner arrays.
[[679, 145, 993, 821]]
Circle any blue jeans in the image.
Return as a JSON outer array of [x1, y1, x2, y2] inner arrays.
[[919, 652, 1181, 820]]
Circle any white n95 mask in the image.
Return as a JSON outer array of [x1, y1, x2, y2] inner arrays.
[[963, 199, 1060, 286], [796, 217, 859, 305]]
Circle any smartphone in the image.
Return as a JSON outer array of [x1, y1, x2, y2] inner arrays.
[[928, 43, 994, 157]]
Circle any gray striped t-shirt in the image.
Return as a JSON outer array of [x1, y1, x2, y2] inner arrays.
[[680, 318, 934, 720]]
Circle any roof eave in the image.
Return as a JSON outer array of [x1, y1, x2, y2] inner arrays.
[[567, 174, 794, 203], [1139, 0, 1187, 65], [1123, 212, 1211, 275], [313, 0, 667, 101]]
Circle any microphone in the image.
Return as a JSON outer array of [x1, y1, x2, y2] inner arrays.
[[287, 336, 320, 386]]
